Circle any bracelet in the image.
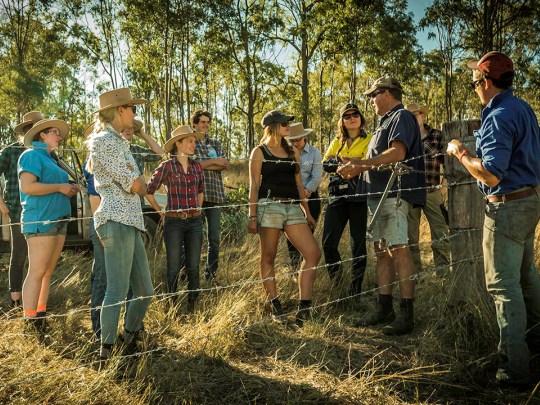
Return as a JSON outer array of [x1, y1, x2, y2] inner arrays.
[[458, 149, 469, 163]]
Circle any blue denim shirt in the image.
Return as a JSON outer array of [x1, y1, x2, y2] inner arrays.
[[299, 142, 323, 192], [475, 89, 540, 195], [18, 142, 71, 233]]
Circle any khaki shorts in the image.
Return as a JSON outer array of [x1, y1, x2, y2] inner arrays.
[[257, 198, 307, 229], [367, 198, 410, 246], [24, 220, 68, 239]]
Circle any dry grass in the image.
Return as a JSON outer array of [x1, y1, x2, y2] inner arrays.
[[0, 164, 539, 404]]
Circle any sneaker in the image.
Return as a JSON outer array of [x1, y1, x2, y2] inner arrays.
[[355, 303, 395, 327]]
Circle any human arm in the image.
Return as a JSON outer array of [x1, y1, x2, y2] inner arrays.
[[248, 147, 263, 234], [198, 192, 204, 209], [145, 194, 164, 218], [137, 128, 165, 157], [0, 195, 9, 217], [304, 147, 323, 196], [19, 172, 79, 197], [446, 139, 500, 187]]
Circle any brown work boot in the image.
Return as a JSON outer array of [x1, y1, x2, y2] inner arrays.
[[355, 302, 395, 327], [383, 300, 414, 335]]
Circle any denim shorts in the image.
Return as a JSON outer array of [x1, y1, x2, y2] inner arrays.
[[24, 220, 68, 239], [257, 198, 307, 229], [367, 198, 410, 246]]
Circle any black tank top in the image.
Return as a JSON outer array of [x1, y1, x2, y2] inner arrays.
[[258, 145, 299, 200]]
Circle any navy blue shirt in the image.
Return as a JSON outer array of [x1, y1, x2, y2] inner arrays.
[[361, 104, 426, 207], [83, 162, 99, 197], [475, 89, 540, 196]]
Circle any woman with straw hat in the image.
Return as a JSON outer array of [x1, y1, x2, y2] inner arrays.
[[0, 111, 43, 308], [18, 118, 79, 332], [86, 87, 153, 363], [146, 125, 205, 313], [248, 110, 321, 327]]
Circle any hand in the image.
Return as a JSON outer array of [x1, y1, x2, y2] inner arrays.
[[59, 183, 79, 197], [304, 189, 312, 198], [216, 158, 230, 169], [306, 214, 317, 230], [247, 219, 258, 234], [337, 161, 361, 179], [446, 139, 465, 158], [157, 206, 165, 219], [0, 201, 10, 218]]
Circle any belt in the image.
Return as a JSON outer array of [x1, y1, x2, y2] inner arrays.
[[165, 210, 202, 219], [486, 186, 539, 203]]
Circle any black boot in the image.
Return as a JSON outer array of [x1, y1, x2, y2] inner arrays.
[[270, 298, 286, 324], [295, 300, 312, 328], [355, 294, 395, 327], [383, 298, 414, 335], [36, 311, 47, 334]]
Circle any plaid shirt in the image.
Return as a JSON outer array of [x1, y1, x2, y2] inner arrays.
[[194, 136, 227, 204], [422, 124, 445, 192], [0, 142, 25, 220], [130, 144, 163, 175], [147, 156, 204, 211]]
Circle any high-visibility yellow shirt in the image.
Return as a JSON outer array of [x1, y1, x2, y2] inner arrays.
[[323, 133, 373, 161]]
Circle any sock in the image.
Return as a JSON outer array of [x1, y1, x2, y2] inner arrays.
[[24, 309, 37, 319], [299, 300, 311, 310], [400, 298, 414, 308], [378, 294, 393, 312]]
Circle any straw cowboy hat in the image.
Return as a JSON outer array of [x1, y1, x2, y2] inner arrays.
[[83, 122, 96, 138], [405, 103, 429, 116], [24, 119, 69, 147], [286, 122, 313, 140], [163, 125, 204, 153], [14, 111, 44, 134], [93, 87, 147, 114]]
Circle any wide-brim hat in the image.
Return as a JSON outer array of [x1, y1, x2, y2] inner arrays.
[[14, 111, 44, 134], [163, 125, 204, 153], [286, 122, 313, 140], [24, 119, 69, 147], [83, 122, 96, 138], [405, 103, 429, 116], [93, 87, 147, 114], [363, 77, 403, 96]]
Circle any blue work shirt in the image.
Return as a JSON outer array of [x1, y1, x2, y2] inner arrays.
[[361, 104, 426, 207], [475, 89, 540, 196], [18, 142, 71, 233], [299, 142, 323, 192], [83, 162, 100, 197]]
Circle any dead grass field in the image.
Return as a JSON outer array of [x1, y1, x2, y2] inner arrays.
[[0, 162, 539, 404]]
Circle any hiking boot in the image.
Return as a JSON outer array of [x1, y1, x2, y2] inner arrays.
[[117, 333, 138, 356], [383, 302, 414, 335], [355, 303, 395, 327], [36, 311, 48, 334], [270, 298, 287, 325]]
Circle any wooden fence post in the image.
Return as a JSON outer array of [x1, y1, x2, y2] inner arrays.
[[442, 119, 491, 307]]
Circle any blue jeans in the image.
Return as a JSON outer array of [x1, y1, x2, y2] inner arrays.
[[322, 199, 368, 292], [96, 221, 153, 345], [483, 193, 540, 383], [164, 216, 203, 303], [202, 202, 221, 278], [89, 219, 106, 340]]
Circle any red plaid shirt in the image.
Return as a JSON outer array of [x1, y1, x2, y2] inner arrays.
[[147, 156, 204, 211], [422, 124, 445, 192]]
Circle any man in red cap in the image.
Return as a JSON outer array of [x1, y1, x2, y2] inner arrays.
[[447, 51, 540, 389]]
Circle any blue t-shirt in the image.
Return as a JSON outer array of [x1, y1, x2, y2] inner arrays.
[[361, 104, 426, 207], [18, 142, 71, 233], [475, 89, 540, 195]]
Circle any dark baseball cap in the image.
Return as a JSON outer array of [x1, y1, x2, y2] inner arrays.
[[467, 51, 514, 80], [261, 110, 294, 128], [339, 103, 360, 117], [363, 77, 403, 96]]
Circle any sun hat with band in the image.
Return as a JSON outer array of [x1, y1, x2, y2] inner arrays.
[[24, 118, 69, 147], [163, 125, 204, 153], [363, 77, 403, 96], [286, 123, 313, 140], [14, 111, 44, 134], [405, 103, 429, 116], [260, 110, 294, 128], [93, 87, 147, 114], [467, 51, 514, 80]]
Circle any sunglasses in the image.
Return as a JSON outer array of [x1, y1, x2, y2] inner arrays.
[[123, 104, 137, 114], [470, 79, 484, 90], [368, 89, 386, 99], [46, 129, 62, 137], [342, 112, 361, 120], [280, 122, 291, 127]]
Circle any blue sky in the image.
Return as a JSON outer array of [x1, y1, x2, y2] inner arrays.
[[407, 0, 438, 52]]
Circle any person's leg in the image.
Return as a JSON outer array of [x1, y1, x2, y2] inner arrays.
[[406, 205, 422, 272], [484, 197, 540, 384], [36, 234, 66, 313], [22, 235, 63, 318], [163, 218, 183, 294], [184, 217, 203, 307], [9, 220, 28, 303], [521, 235, 540, 354], [203, 202, 221, 279], [97, 221, 135, 346], [89, 219, 106, 340], [258, 227, 282, 300], [287, 192, 321, 270], [348, 201, 368, 294], [123, 231, 153, 335], [322, 202, 348, 283], [423, 190, 451, 270]]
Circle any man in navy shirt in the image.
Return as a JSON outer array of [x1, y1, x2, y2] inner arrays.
[[338, 77, 425, 336], [448, 52, 540, 389]]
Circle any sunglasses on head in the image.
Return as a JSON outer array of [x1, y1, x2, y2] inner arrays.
[[342, 112, 360, 120], [123, 104, 137, 114]]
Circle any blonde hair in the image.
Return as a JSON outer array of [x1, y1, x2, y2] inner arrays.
[[260, 123, 299, 173], [85, 106, 118, 173]]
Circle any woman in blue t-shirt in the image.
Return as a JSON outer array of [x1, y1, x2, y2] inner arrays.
[[18, 119, 79, 331]]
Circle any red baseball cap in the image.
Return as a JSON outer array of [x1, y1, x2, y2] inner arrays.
[[467, 51, 514, 80]]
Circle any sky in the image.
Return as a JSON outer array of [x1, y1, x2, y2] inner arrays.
[[407, 0, 438, 52]]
